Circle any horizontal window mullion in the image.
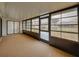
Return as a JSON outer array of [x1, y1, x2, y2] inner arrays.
[[51, 24, 78, 26], [41, 24, 48, 25], [40, 30, 48, 32], [32, 25, 39, 26], [51, 30, 78, 34], [32, 28, 39, 30], [51, 15, 77, 20]]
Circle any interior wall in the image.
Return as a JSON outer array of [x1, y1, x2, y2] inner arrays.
[[2, 18, 7, 36]]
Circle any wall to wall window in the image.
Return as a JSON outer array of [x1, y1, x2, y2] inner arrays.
[[22, 5, 79, 56], [23, 7, 78, 42], [51, 7, 78, 42]]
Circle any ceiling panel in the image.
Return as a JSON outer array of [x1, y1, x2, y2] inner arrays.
[[0, 2, 78, 21]]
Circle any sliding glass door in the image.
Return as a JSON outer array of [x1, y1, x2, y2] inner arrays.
[[40, 17, 49, 41]]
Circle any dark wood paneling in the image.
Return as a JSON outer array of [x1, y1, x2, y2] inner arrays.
[[23, 30, 39, 40], [50, 37, 79, 56]]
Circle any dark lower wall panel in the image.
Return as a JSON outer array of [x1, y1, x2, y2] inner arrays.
[[23, 30, 39, 39], [50, 37, 79, 56]]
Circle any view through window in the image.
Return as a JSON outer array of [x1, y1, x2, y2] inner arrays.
[[22, 7, 78, 42], [40, 18, 49, 41], [51, 8, 78, 42], [32, 18, 39, 33]]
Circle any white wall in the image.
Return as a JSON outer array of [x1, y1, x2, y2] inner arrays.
[[0, 3, 22, 36], [2, 18, 7, 36]]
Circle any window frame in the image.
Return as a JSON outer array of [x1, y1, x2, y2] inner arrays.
[[31, 17, 39, 33], [22, 4, 79, 42], [50, 7, 79, 42]]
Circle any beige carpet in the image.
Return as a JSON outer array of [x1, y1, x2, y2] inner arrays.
[[0, 34, 73, 57]]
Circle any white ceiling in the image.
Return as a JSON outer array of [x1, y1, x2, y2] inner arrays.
[[0, 2, 78, 21]]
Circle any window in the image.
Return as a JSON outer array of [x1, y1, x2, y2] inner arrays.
[[61, 17, 78, 32], [40, 17, 49, 41], [14, 22, 19, 33], [51, 13, 62, 37], [41, 18, 48, 31], [8, 21, 20, 34], [61, 8, 78, 41], [40, 31, 49, 41], [22, 6, 78, 42], [32, 18, 39, 33], [40, 14, 49, 18], [23, 21, 26, 30], [8, 21, 14, 34], [51, 7, 78, 42], [62, 8, 77, 18], [26, 20, 31, 31]]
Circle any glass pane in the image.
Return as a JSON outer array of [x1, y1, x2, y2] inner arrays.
[[41, 25, 48, 31], [40, 14, 49, 18], [27, 29, 30, 31], [51, 13, 61, 19], [51, 31, 61, 37], [41, 18, 48, 31], [51, 18, 61, 31], [20, 21, 22, 33], [27, 20, 31, 26], [32, 26, 39, 29], [14, 22, 19, 33], [40, 31, 49, 41], [26, 26, 30, 31], [26, 20, 31, 31], [62, 8, 77, 17], [62, 17, 78, 32], [8, 21, 14, 34], [32, 18, 39, 25], [41, 18, 48, 25], [51, 19, 61, 25], [23, 21, 26, 30], [32, 29, 39, 33], [32, 18, 39, 33], [62, 33, 78, 42], [51, 25, 61, 31]]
